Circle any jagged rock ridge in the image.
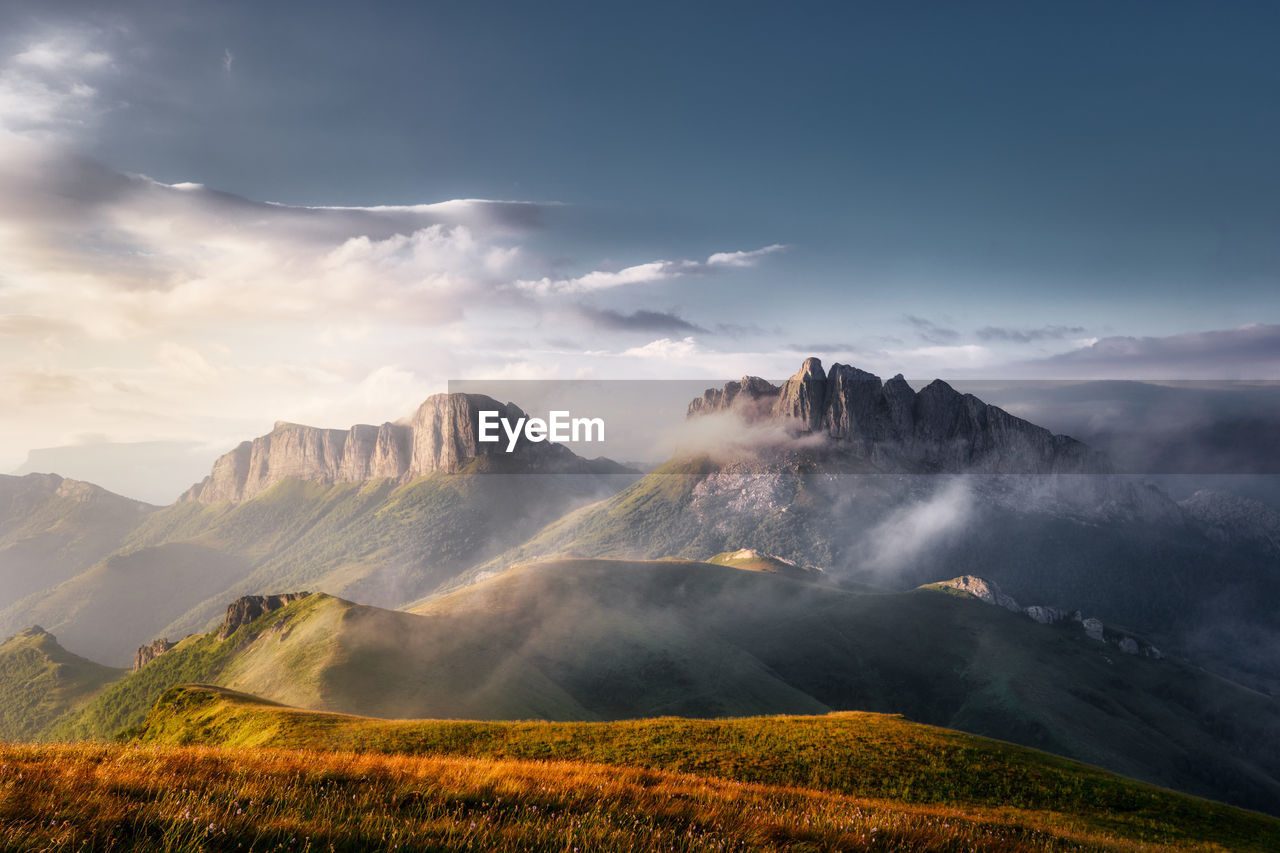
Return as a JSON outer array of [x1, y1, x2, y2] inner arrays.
[[688, 357, 1104, 474], [133, 638, 175, 671], [217, 593, 311, 640], [930, 575, 1163, 659], [182, 393, 598, 504]]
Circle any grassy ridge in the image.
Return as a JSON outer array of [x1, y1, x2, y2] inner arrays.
[[0, 628, 122, 740], [46, 594, 339, 741], [4, 741, 1234, 853], [128, 685, 1280, 851], [47, 557, 1280, 814]]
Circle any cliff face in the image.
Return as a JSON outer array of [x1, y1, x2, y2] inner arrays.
[[217, 593, 311, 640], [182, 393, 528, 504], [688, 357, 1105, 474]]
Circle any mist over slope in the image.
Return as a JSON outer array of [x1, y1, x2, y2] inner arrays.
[[39, 557, 1280, 814], [468, 358, 1280, 692], [0, 473, 154, 614]]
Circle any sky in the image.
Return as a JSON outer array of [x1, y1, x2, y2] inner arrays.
[[1, 0, 1279, 496]]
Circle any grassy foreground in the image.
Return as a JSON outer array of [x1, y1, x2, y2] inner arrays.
[[1, 740, 1271, 853], [115, 685, 1280, 851]]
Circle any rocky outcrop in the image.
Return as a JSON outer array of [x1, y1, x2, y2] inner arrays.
[[1024, 605, 1070, 625], [933, 575, 1021, 611], [133, 638, 175, 671], [1180, 489, 1280, 552], [688, 357, 1105, 474], [217, 593, 310, 640], [930, 576, 1163, 659], [182, 393, 547, 504], [687, 376, 779, 419]]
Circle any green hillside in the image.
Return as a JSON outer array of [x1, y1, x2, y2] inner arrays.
[[0, 626, 123, 740], [131, 684, 1280, 851], [49, 589, 593, 741], [2, 464, 633, 666], [47, 557, 1280, 816], [0, 473, 153, 614]]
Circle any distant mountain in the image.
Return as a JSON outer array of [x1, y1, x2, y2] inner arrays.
[[688, 357, 1104, 474], [0, 625, 122, 740], [14, 440, 216, 505], [467, 357, 1280, 692], [0, 473, 154, 614], [183, 393, 625, 504], [0, 393, 635, 665], [47, 560, 1280, 814]]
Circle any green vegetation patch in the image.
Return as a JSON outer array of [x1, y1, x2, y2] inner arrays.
[[47, 594, 333, 741], [0, 628, 122, 741]]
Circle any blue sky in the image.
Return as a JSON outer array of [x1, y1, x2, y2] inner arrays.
[[1, 0, 1278, 478]]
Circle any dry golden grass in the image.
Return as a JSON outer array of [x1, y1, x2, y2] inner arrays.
[[0, 741, 1259, 852]]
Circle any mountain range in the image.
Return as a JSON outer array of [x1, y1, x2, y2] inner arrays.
[[2, 355, 1278, 816]]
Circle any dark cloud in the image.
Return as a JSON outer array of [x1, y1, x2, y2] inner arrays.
[[571, 306, 707, 334], [785, 342, 859, 353], [904, 315, 960, 344], [976, 325, 1086, 343], [714, 322, 777, 338], [1017, 324, 1280, 379]]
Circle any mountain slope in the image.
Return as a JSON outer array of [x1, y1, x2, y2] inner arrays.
[[0, 626, 123, 740], [1, 395, 635, 666], [403, 558, 1280, 814], [131, 684, 1280, 851], [0, 473, 153, 613], [461, 359, 1280, 691], [49, 558, 1280, 814]]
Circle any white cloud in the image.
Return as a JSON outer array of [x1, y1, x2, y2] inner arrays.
[[0, 30, 114, 138], [514, 243, 786, 295], [14, 37, 110, 72], [622, 336, 701, 359]]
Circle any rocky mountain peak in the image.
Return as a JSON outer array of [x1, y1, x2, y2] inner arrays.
[[772, 357, 829, 430], [181, 391, 610, 504], [688, 356, 1105, 474]]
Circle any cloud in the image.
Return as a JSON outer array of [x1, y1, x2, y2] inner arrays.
[[1016, 324, 1280, 379], [622, 337, 701, 359], [904, 314, 960, 344], [668, 409, 829, 463], [862, 479, 975, 575], [14, 36, 110, 73], [714, 322, 776, 338], [0, 140, 556, 339], [222, 49, 234, 73], [514, 244, 786, 295], [976, 324, 1086, 343], [571, 306, 707, 334], [0, 30, 115, 138]]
